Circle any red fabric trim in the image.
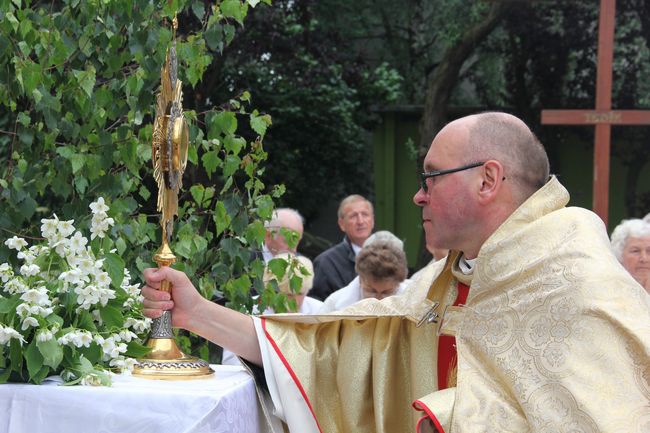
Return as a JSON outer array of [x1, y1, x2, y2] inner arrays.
[[437, 282, 469, 389], [413, 399, 446, 433], [261, 318, 323, 433]]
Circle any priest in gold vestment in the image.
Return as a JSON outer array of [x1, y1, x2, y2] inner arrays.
[[142, 112, 650, 433]]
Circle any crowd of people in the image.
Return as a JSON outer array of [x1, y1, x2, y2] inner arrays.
[[141, 112, 650, 433]]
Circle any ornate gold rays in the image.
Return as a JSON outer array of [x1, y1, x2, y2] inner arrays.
[[133, 15, 212, 380]]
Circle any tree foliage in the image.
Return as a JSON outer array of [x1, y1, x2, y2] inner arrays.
[[0, 0, 312, 363], [471, 0, 650, 215], [200, 0, 404, 221]]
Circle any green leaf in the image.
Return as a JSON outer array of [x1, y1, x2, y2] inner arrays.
[[17, 111, 30, 126], [0, 366, 11, 384], [214, 201, 231, 235], [78, 344, 102, 365], [99, 305, 125, 329], [211, 111, 237, 136], [224, 136, 245, 154], [6, 12, 19, 32], [37, 338, 63, 369], [25, 340, 45, 381], [193, 235, 208, 253], [0, 294, 21, 314], [190, 184, 206, 206], [202, 150, 220, 177], [221, 0, 246, 24], [77, 355, 94, 375], [267, 257, 288, 280], [223, 155, 241, 177], [250, 113, 271, 136], [125, 341, 151, 358], [104, 252, 125, 289]]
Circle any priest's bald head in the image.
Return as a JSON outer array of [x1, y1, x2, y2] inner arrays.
[[413, 112, 549, 259]]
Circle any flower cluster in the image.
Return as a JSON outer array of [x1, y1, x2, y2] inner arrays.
[[0, 198, 151, 385]]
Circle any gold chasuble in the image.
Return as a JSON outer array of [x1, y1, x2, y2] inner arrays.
[[415, 177, 650, 433], [254, 177, 650, 433], [255, 254, 468, 433]]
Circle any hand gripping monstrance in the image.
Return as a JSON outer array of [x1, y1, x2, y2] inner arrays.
[[133, 17, 212, 379]]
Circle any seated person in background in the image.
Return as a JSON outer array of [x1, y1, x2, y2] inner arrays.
[[320, 231, 409, 313], [311, 194, 374, 300], [610, 218, 650, 293], [223, 253, 323, 365], [260, 208, 304, 262]]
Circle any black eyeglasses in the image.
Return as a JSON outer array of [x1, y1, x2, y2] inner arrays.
[[420, 162, 485, 192]]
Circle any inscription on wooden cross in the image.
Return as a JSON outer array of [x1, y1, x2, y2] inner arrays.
[[541, 0, 650, 226]]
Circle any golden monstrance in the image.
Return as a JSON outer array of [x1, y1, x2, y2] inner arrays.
[[132, 16, 213, 379]]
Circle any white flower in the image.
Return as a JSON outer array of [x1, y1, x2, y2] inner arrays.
[[89, 197, 109, 215], [16, 250, 36, 264], [5, 278, 28, 294], [3, 201, 145, 385], [21, 316, 39, 331], [77, 258, 97, 276], [0, 263, 13, 282], [118, 330, 137, 343], [57, 219, 75, 238], [16, 303, 30, 318], [80, 374, 102, 386], [0, 324, 25, 345], [71, 330, 93, 348], [51, 236, 69, 256], [95, 272, 111, 289], [91, 309, 103, 325], [90, 213, 114, 240], [19, 263, 40, 277], [20, 287, 50, 306], [124, 317, 151, 333], [109, 356, 137, 371], [40, 215, 60, 239], [36, 329, 54, 342], [68, 231, 88, 256], [5, 236, 28, 250]]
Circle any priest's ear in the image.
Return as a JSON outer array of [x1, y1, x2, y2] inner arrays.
[[477, 160, 505, 204]]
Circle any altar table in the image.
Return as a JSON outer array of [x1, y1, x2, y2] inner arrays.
[[0, 365, 261, 433]]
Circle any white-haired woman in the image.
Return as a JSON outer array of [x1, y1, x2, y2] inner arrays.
[[611, 218, 650, 293], [319, 231, 410, 313]]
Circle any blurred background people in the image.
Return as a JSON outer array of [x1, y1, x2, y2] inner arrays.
[[320, 231, 408, 313], [611, 218, 650, 293], [222, 253, 322, 365], [311, 195, 374, 300], [260, 208, 304, 262]]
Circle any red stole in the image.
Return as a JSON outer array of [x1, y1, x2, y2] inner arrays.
[[437, 281, 469, 389]]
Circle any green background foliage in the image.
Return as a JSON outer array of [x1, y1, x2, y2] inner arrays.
[[0, 0, 306, 364]]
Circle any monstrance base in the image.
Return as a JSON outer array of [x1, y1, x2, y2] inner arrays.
[[132, 337, 214, 380]]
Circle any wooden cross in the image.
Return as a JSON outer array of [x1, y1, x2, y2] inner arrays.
[[541, 0, 650, 226]]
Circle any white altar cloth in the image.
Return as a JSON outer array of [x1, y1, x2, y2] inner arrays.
[[0, 365, 261, 433]]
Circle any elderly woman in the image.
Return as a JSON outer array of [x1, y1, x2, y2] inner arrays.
[[610, 218, 650, 293], [320, 231, 409, 313]]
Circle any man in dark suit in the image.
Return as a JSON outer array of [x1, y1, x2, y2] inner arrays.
[[310, 195, 374, 300]]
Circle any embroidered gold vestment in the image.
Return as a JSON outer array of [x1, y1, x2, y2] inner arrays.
[[258, 177, 650, 433]]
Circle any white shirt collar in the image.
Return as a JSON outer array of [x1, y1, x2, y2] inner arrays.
[[458, 255, 476, 275]]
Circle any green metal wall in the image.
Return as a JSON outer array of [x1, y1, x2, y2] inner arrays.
[[372, 109, 423, 269]]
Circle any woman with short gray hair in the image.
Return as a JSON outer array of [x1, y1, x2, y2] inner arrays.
[[610, 218, 650, 293]]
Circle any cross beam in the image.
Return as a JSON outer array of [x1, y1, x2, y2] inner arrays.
[[541, 0, 650, 226]]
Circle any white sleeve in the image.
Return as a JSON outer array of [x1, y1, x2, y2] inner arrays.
[[252, 316, 321, 433]]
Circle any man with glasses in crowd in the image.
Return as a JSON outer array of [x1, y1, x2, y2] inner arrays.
[[142, 112, 650, 433]]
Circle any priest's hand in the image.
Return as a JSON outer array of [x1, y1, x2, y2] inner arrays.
[[141, 266, 263, 366], [141, 266, 203, 331]]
